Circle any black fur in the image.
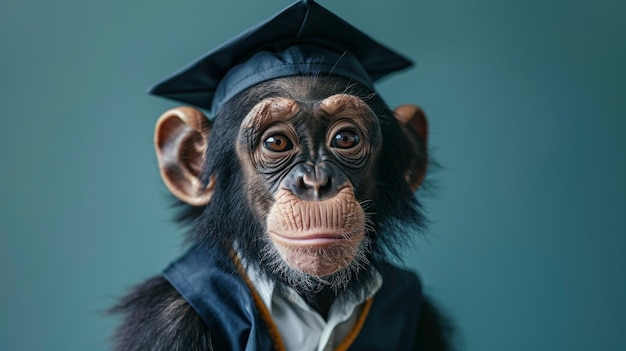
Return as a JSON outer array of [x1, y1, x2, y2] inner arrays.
[[109, 276, 214, 351], [110, 76, 453, 350], [415, 296, 457, 350], [196, 77, 427, 297]]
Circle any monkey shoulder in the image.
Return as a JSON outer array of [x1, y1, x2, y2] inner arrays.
[[414, 294, 456, 351], [375, 263, 455, 351], [109, 275, 214, 351]]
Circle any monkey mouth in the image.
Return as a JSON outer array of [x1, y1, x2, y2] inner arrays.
[[269, 230, 364, 248]]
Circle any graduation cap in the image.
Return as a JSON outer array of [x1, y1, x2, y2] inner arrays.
[[150, 0, 413, 117]]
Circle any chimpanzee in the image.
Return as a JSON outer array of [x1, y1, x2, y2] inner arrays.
[[110, 1, 453, 350]]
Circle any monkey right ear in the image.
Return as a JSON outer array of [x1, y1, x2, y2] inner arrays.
[[393, 104, 429, 192], [154, 107, 215, 206]]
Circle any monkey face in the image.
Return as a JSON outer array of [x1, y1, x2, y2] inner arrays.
[[236, 94, 382, 278], [153, 75, 428, 291]]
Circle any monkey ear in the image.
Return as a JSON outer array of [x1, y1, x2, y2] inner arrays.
[[154, 107, 215, 206], [393, 104, 429, 192]]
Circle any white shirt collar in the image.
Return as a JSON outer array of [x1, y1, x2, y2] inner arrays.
[[242, 256, 382, 351]]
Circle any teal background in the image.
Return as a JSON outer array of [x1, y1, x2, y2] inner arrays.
[[1, 0, 624, 350]]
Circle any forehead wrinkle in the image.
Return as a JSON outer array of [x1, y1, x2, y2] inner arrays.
[[317, 94, 371, 119], [240, 97, 300, 131]]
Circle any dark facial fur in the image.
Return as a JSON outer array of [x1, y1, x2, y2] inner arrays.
[[174, 75, 426, 307]]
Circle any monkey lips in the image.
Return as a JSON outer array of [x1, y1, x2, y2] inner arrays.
[[266, 187, 366, 277]]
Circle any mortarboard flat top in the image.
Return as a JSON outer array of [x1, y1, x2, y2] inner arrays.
[[149, 0, 413, 116]]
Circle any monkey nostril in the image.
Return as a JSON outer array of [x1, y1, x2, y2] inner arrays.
[[295, 176, 308, 189], [302, 180, 318, 194], [320, 178, 331, 190], [302, 174, 328, 190]]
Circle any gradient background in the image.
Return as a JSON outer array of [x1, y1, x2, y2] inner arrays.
[[1, 0, 624, 350]]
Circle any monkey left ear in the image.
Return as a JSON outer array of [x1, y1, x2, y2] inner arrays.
[[154, 107, 215, 206], [393, 104, 429, 192]]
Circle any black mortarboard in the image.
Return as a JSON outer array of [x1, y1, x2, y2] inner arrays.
[[149, 0, 413, 117]]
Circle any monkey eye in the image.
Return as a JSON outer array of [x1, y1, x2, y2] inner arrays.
[[332, 130, 360, 149], [263, 134, 294, 152]]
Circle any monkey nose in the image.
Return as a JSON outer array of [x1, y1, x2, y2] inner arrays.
[[289, 163, 337, 201], [303, 167, 329, 190]]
